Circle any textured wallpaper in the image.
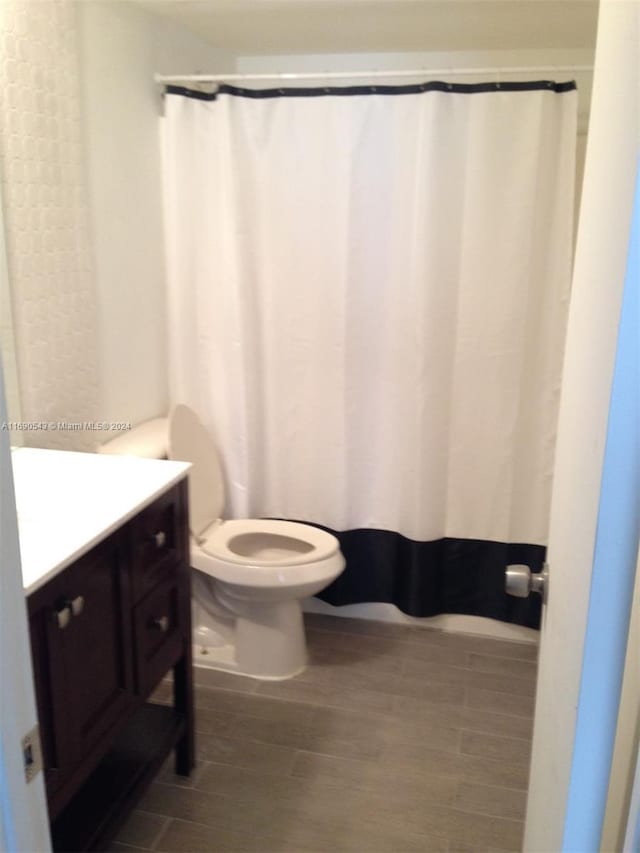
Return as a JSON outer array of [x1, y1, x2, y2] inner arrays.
[[0, 0, 99, 450]]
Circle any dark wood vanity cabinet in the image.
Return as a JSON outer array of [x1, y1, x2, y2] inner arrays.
[[27, 480, 194, 852]]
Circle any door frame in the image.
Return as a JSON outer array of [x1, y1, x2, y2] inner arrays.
[[524, 1, 640, 849], [0, 355, 51, 852], [623, 736, 640, 851]]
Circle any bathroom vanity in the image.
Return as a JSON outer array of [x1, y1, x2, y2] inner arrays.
[[14, 448, 194, 852]]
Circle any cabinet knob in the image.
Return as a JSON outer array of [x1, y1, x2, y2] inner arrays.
[[152, 531, 167, 549], [152, 615, 170, 633], [69, 595, 85, 617], [55, 606, 71, 630]]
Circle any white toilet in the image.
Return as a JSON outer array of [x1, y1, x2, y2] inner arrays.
[[169, 404, 345, 680]]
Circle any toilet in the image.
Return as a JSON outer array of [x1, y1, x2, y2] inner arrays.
[[169, 404, 345, 680]]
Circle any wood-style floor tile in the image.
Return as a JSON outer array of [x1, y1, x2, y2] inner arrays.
[[460, 730, 532, 765], [457, 706, 535, 741], [153, 818, 261, 852], [116, 613, 539, 853], [466, 686, 536, 719], [195, 732, 299, 775], [110, 809, 168, 849], [467, 652, 538, 680], [455, 781, 528, 821]]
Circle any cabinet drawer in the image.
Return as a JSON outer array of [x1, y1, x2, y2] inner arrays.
[[132, 489, 182, 602], [133, 578, 183, 697]]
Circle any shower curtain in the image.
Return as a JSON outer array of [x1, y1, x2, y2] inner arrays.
[[161, 80, 577, 628]]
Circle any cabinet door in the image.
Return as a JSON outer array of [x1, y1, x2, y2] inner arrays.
[[28, 534, 134, 805], [61, 536, 133, 763]]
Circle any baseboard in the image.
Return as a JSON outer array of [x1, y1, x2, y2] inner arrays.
[[303, 598, 538, 644]]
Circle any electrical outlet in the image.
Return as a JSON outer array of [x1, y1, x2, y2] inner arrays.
[[22, 725, 42, 783]]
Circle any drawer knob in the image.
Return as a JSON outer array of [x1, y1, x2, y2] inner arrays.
[[152, 615, 170, 633], [153, 531, 167, 549], [55, 606, 71, 630], [69, 595, 85, 617]]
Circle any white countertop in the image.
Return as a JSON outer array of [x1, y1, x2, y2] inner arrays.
[[12, 448, 191, 596]]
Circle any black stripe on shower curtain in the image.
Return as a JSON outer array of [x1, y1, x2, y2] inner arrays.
[[167, 80, 576, 101], [302, 527, 545, 629]]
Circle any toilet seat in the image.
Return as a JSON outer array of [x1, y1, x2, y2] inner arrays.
[[169, 403, 339, 570], [193, 518, 342, 588], [199, 518, 339, 566]]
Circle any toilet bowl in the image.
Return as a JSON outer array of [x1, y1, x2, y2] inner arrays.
[[169, 404, 345, 679]]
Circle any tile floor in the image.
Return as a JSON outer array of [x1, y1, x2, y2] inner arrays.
[[110, 613, 538, 853]]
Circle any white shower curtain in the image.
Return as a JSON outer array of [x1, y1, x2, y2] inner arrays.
[[161, 80, 577, 626]]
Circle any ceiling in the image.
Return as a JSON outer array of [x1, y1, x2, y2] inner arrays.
[[135, 0, 599, 55]]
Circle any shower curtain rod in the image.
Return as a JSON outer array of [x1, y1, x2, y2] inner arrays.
[[155, 64, 593, 85]]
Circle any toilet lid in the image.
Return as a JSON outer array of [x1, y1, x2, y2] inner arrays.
[[168, 404, 225, 538], [200, 519, 339, 567]]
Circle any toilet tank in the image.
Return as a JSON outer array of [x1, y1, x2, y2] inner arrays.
[[97, 417, 170, 459]]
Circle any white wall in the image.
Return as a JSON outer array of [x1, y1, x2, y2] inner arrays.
[[152, 12, 236, 74], [0, 0, 99, 452], [0, 191, 21, 440], [79, 2, 232, 436]]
